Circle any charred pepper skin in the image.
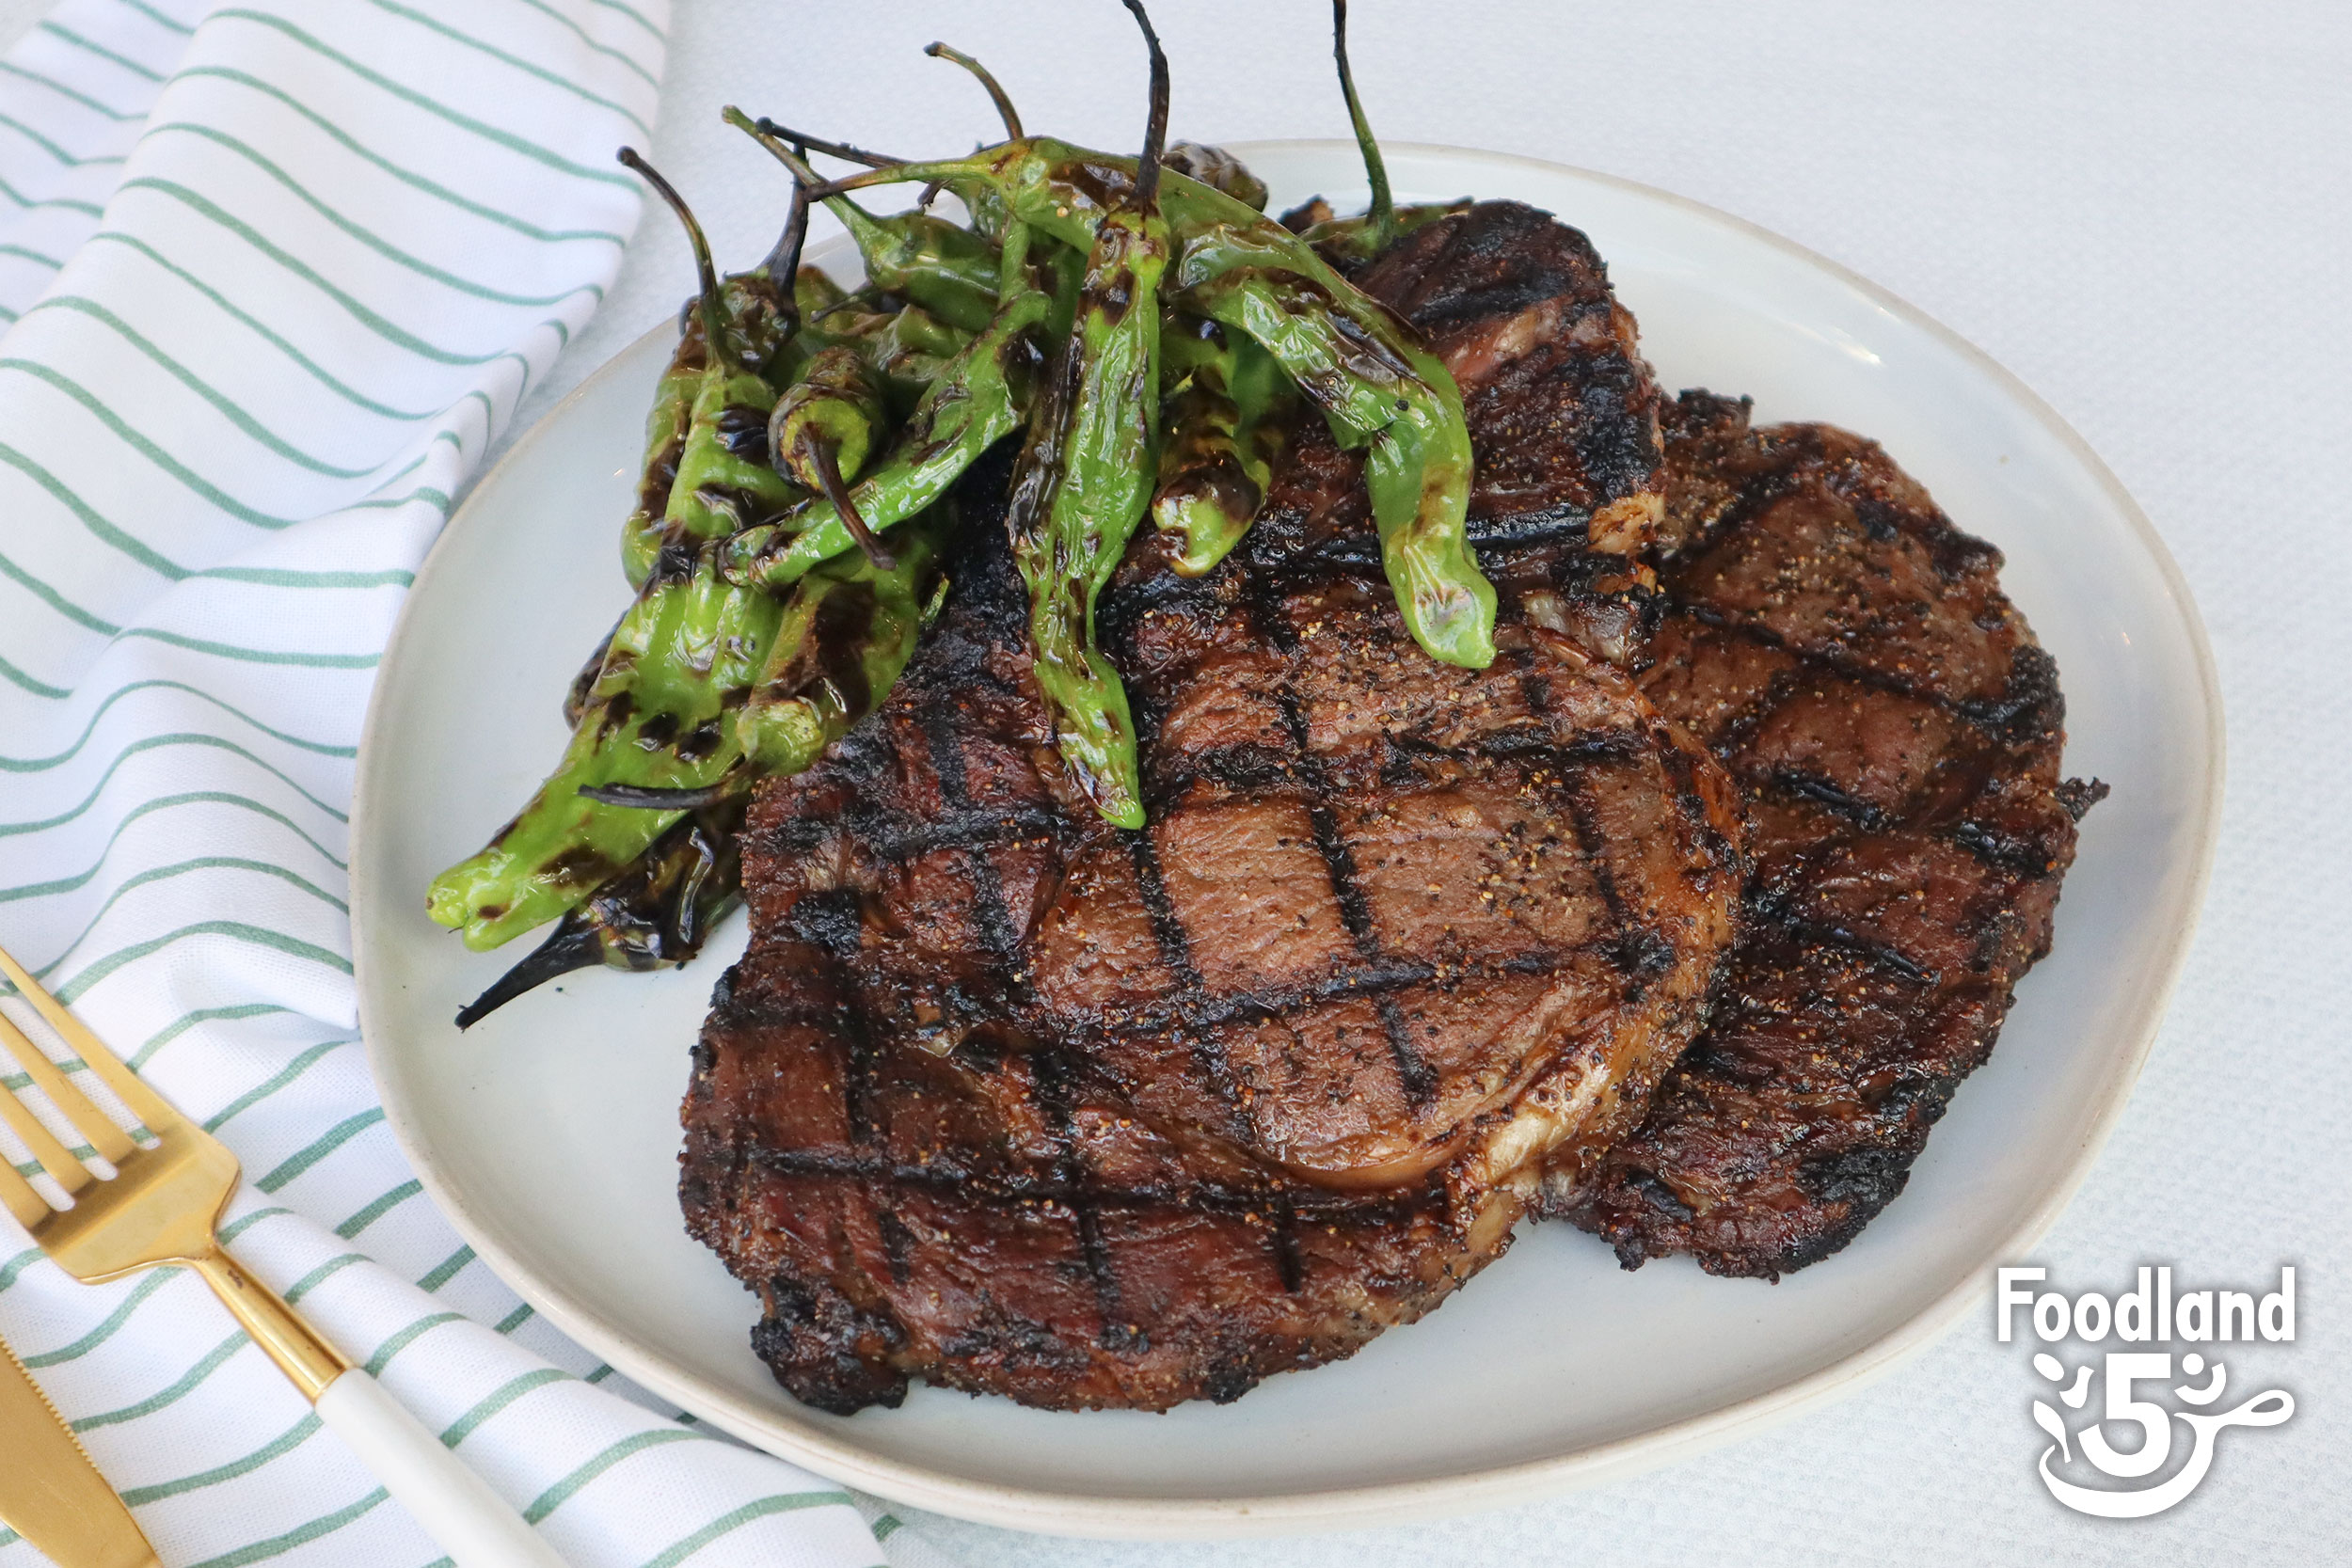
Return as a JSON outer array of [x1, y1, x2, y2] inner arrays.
[[722, 232, 1051, 591], [452, 800, 745, 1029], [738, 516, 946, 775], [446, 513, 951, 993], [1010, 206, 1168, 827], [615, 148, 815, 588], [426, 537, 785, 951], [1151, 314, 1292, 576], [659, 362, 803, 545], [1173, 229, 1494, 668], [620, 346, 700, 590]]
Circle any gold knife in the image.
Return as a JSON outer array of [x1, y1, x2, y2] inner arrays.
[[0, 1329, 158, 1568]]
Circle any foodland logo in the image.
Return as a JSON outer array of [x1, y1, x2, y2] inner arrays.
[[1996, 1266, 2296, 1517]]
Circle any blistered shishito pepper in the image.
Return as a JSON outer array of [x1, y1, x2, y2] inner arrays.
[[1295, 199, 1469, 264], [453, 800, 744, 1028], [617, 148, 813, 586], [821, 198, 1002, 333], [1163, 142, 1269, 213], [768, 344, 895, 567], [1005, 0, 1171, 828], [1178, 241, 1491, 667], [861, 304, 974, 412], [427, 537, 787, 950], [1153, 5, 1487, 663], [723, 228, 1051, 591], [455, 536, 952, 1013], [657, 358, 803, 552], [1152, 314, 1294, 576], [738, 513, 947, 774], [450, 510, 955, 1009]]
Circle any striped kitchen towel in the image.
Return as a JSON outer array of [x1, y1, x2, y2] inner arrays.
[[0, 2, 945, 1563]]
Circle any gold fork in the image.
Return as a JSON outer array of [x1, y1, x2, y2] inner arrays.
[[0, 944, 564, 1568]]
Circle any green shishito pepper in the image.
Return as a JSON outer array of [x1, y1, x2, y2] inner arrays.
[[1152, 314, 1293, 577], [1162, 142, 1269, 213], [728, 108, 1002, 334], [768, 343, 896, 568], [723, 232, 1050, 590], [447, 515, 948, 1003], [1176, 237, 1491, 667], [771, 345, 887, 488], [656, 358, 803, 551], [1011, 203, 1168, 827], [818, 198, 1001, 333], [452, 800, 744, 1028], [427, 538, 783, 950], [431, 508, 954, 955], [860, 304, 975, 413], [1000, 0, 1171, 828], [616, 149, 811, 589], [815, 144, 1497, 667], [738, 515, 946, 774]]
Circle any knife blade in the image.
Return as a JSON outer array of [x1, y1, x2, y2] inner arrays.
[[0, 1330, 158, 1568]]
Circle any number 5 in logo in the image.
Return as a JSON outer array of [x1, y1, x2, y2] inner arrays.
[[2078, 1354, 2173, 1478]]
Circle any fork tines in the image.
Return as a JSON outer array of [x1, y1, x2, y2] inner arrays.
[[0, 942, 175, 1227]]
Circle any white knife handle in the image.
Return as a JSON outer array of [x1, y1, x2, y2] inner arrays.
[[315, 1370, 568, 1568]]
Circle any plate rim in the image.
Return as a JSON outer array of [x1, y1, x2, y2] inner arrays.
[[351, 137, 2225, 1539]]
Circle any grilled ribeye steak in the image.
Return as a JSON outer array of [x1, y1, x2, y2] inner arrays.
[[1546, 391, 2104, 1277], [680, 203, 1745, 1413]]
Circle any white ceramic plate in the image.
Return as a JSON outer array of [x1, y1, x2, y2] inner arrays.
[[352, 143, 2221, 1538]]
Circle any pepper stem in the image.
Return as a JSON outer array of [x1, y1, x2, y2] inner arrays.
[[753, 119, 903, 169], [1331, 0, 1395, 252], [758, 174, 812, 334], [618, 147, 726, 351], [924, 42, 1025, 140], [1120, 0, 1170, 212], [728, 107, 890, 232], [805, 434, 896, 571]]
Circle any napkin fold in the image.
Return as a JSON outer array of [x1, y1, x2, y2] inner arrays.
[[0, 2, 935, 1562]]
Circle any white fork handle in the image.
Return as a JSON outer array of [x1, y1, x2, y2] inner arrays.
[[315, 1369, 568, 1568]]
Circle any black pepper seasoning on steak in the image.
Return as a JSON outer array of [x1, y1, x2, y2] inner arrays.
[[678, 205, 1746, 1413], [1547, 390, 2105, 1277]]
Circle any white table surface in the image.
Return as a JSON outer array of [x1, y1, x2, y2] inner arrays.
[[14, 2, 2344, 1561]]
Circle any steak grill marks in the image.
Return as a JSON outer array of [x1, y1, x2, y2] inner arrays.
[[1233, 556, 1443, 1108], [1550, 390, 2102, 1279], [915, 695, 1137, 1350]]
